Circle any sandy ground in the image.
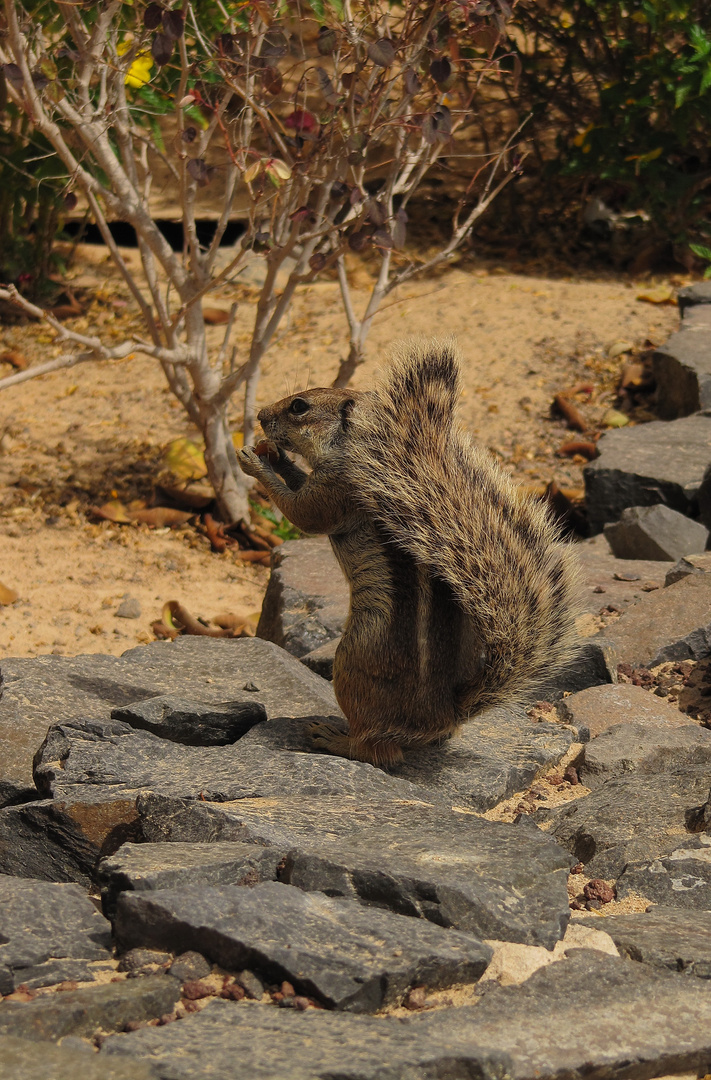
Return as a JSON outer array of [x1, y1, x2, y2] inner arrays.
[[0, 244, 679, 659]]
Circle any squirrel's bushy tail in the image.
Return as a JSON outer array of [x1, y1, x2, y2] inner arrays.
[[346, 338, 583, 712]]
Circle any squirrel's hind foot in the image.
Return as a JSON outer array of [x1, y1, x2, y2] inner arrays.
[[307, 720, 403, 767]]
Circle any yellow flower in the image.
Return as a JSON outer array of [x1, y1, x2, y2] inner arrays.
[[572, 123, 594, 148], [117, 38, 153, 88]]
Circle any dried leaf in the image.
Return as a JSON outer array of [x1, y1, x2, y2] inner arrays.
[[434, 104, 452, 138], [0, 349, 27, 370], [429, 57, 451, 84], [162, 600, 233, 637], [0, 581, 19, 605], [602, 409, 630, 428], [3, 63, 23, 88], [284, 109, 318, 134], [366, 199, 387, 227], [91, 500, 132, 524], [317, 26, 337, 55], [329, 181, 349, 201], [203, 307, 231, 325], [235, 550, 271, 565], [144, 3, 163, 30], [372, 227, 393, 249], [309, 252, 327, 272], [163, 437, 207, 481], [348, 228, 373, 252], [243, 160, 262, 183], [63, 192, 78, 211], [367, 39, 395, 68], [212, 610, 259, 633], [151, 33, 173, 67], [268, 158, 292, 181], [259, 31, 288, 58], [552, 393, 587, 432], [39, 56, 58, 81], [403, 67, 420, 95], [162, 9, 185, 39], [316, 66, 339, 106], [620, 362, 647, 389], [607, 340, 635, 359], [158, 482, 213, 510], [261, 66, 282, 96], [187, 158, 210, 187], [636, 285, 675, 305], [130, 507, 193, 527], [556, 440, 597, 460], [181, 126, 197, 143]]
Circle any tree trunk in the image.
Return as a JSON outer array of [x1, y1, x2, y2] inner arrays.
[[332, 341, 365, 388]]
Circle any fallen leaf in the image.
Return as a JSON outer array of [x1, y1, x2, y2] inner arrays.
[[0, 349, 28, 370], [235, 549, 271, 565], [232, 431, 244, 449], [163, 437, 207, 481], [130, 507, 193, 527], [158, 482, 213, 510], [552, 393, 587, 432], [636, 285, 674, 305], [203, 512, 227, 552], [602, 408, 630, 428], [620, 362, 647, 389], [607, 340, 634, 359], [212, 610, 260, 631], [90, 500, 133, 523], [556, 440, 598, 460], [0, 581, 19, 604], [161, 600, 233, 637], [203, 307, 231, 325]]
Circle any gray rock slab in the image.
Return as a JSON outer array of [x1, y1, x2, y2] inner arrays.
[[111, 695, 267, 746], [243, 710, 573, 812], [257, 537, 348, 657], [617, 834, 711, 909], [0, 636, 339, 786], [544, 766, 711, 878], [300, 635, 339, 680], [0, 778, 37, 808], [678, 280, 711, 313], [99, 841, 283, 917], [604, 504, 709, 561], [101, 951, 711, 1080], [579, 720, 711, 788], [558, 682, 692, 740], [136, 791, 573, 948], [114, 880, 493, 1012], [0, 875, 111, 994], [579, 908, 711, 978], [0, 1036, 155, 1080], [534, 638, 617, 701], [0, 974, 179, 1042], [665, 551, 711, 585], [572, 533, 673, 615], [583, 413, 711, 533], [653, 303, 711, 419], [603, 573, 711, 667], [33, 717, 438, 806]]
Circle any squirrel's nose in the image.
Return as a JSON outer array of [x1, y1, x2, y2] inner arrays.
[[257, 407, 268, 424]]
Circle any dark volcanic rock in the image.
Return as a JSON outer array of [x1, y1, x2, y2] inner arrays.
[[604, 504, 709, 561], [111, 695, 267, 746], [653, 303, 711, 419], [544, 766, 711, 878], [0, 778, 37, 808], [137, 791, 573, 948], [678, 280, 711, 313], [1, 1035, 154, 1080], [0, 636, 339, 787], [603, 573, 711, 668], [114, 881, 493, 1012], [580, 908, 711, 978], [576, 533, 674, 616], [0, 975, 179, 1042], [0, 876, 111, 993], [579, 721, 711, 788], [257, 537, 348, 657], [534, 638, 617, 701], [558, 683, 691, 741], [100, 841, 282, 917], [583, 413, 711, 533], [101, 952, 711, 1080], [300, 636, 340, 680], [617, 834, 711, 909], [244, 710, 573, 812], [665, 551, 711, 585]]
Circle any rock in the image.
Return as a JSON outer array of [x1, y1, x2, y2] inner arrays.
[[0, 778, 37, 808], [583, 413, 711, 533], [111, 695, 267, 746], [653, 304, 711, 419], [579, 721, 711, 788], [100, 952, 711, 1080], [0, 975, 179, 1042], [136, 791, 573, 948], [678, 281, 711, 313], [235, 970, 264, 1000], [558, 683, 691, 741], [665, 551, 711, 585], [576, 533, 677, 616], [604, 505, 709, 561], [479, 922, 618, 987], [603, 573, 711, 668], [534, 639, 617, 701], [115, 597, 141, 620], [257, 538, 348, 657], [0, 876, 112, 994], [100, 841, 283, 918], [695, 463, 711, 532], [579, 908, 711, 978], [0, 637, 339, 787], [244, 709, 573, 812], [34, 717, 436, 806], [0, 794, 141, 887], [117, 948, 171, 974], [300, 636, 340, 680], [114, 880, 493, 1012], [544, 766, 711, 879], [616, 834, 711, 909], [0, 1035, 154, 1080], [168, 951, 211, 982]]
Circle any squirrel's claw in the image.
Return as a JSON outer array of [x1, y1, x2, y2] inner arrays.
[[238, 446, 268, 478]]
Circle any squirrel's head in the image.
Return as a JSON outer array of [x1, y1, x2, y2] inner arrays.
[[258, 387, 363, 468]]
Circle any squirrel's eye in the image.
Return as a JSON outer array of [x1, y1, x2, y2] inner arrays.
[[289, 398, 309, 415]]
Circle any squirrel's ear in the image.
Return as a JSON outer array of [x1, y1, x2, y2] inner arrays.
[[339, 397, 356, 429]]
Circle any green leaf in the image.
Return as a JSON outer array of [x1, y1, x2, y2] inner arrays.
[[308, 0, 325, 20], [690, 242, 711, 261], [701, 65, 711, 94], [675, 82, 692, 108], [149, 115, 165, 153]]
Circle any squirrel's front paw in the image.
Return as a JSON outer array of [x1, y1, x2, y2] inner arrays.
[[238, 446, 269, 479]]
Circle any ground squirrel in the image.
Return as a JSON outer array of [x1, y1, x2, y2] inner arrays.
[[239, 340, 582, 766]]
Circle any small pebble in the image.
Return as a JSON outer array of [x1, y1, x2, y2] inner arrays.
[[583, 878, 616, 904], [404, 986, 427, 1011], [169, 951, 211, 982], [118, 948, 171, 973], [181, 979, 213, 1001], [116, 596, 141, 619], [243, 681, 260, 692], [563, 766, 579, 786], [236, 969, 264, 1000]]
